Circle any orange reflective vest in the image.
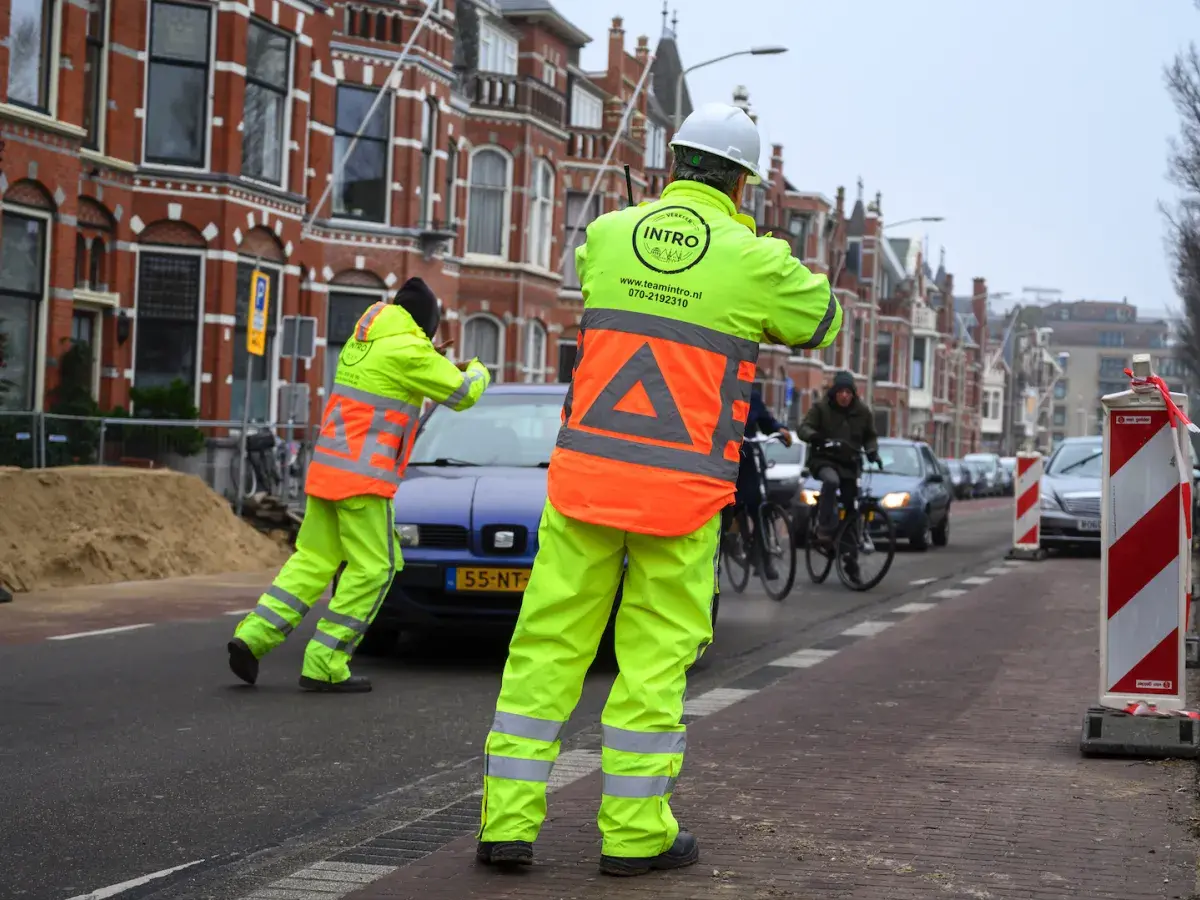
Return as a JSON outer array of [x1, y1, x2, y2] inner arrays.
[[548, 307, 758, 537]]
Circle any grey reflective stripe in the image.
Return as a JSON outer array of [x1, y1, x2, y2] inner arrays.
[[602, 725, 686, 755], [580, 307, 758, 363], [556, 427, 739, 481], [601, 772, 675, 798], [311, 449, 403, 484], [253, 603, 294, 635], [311, 628, 355, 654], [440, 369, 484, 409], [492, 710, 566, 743], [794, 290, 839, 350], [321, 610, 368, 635], [330, 498, 398, 659], [485, 754, 553, 782], [266, 585, 308, 615], [708, 355, 752, 463], [329, 383, 421, 416], [579, 343, 691, 443]]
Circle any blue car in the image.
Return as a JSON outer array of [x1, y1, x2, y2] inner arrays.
[[795, 438, 953, 552], [360, 383, 721, 648]]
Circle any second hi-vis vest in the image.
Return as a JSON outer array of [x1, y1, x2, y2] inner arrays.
[[548, 179, 841, 537], [306, 302, 491, 502]]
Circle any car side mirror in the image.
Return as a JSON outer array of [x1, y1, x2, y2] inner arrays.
[[929, 472, 944, 483]]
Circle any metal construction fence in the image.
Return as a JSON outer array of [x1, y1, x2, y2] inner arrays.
[[0, 411, 315, 504]]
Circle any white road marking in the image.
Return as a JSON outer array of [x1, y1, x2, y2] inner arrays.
[[769, 648, 839, 668], [932, 589, 967, 599], [64, 859, 205, 899], [894, 602, 937, 614], [47, 624, 154, 641], [548, 749, 602, 790], [960, 576, 992, 586], [244, 861, 396, 900], [684, 687, 758, 716], [1003, 559, 1025, 567], [224, 608, 255, 616], [984, 567, 1011, 575], [842, 620, 893, 637], [909, 577, 938, 586]]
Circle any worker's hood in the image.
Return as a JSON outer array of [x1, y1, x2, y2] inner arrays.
[[363, 304, 428, 341]]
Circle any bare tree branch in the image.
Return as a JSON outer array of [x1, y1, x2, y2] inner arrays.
[[1165, 26, 1200, 382]]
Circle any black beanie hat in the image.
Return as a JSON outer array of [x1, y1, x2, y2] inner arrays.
[[829, 370, 856, 398], [393, 276, 441, 338]]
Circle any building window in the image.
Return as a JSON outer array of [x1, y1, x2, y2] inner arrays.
[[83, 0, 108, 149], [1052, 380, 1067, 399], [644, 121, 667, 170], [1053, 406, 1066, 427], [444, 140, 459, 233], [982, 390, 992, 420], [467, 149, 509, 256], [325, 290, 384, 399], [563, 191, 599, 289], [478, 22, 517, 75], [419, 98, 439, 228], [242, 21, 290, 185], [8, 0, 56, 111], [851, 314, 864, 373], [1099, 380, 1125, 397], [463, 315, 502, 382], [911, 337, 927, 390], [523, 320, 547, 383], [556, 340, 577, 383], [134, 251, 202, 393], [1099, 330, 1124, 347], [874, 331, 893, 382], [1156, 356, 1187, 379], [145, 1, 213, 168], [873, 408, 891, 438], [570, 84, 603, 129], [541, 60, 555, 87], [529, 160, 554, 269], [0, 213, 48, 411], [231, 262, 279, 422], [1098, 356, 1126, 378], [333, 85, 390, 222]]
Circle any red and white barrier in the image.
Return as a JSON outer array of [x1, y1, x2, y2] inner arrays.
[[1012, 452, 1042, 551], [1098, 365, 1192, 712]]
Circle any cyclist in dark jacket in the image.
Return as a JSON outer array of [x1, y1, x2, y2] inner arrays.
[[797, 371, 880, 545]]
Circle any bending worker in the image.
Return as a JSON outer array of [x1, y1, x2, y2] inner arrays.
[[226, 277, 490, 693], [476, 102, 841, 876]]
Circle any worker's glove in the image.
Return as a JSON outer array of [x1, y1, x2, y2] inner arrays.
[[867, 450, 882, 468]]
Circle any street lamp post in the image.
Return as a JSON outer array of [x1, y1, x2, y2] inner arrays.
[[672, 46, 788, 133]]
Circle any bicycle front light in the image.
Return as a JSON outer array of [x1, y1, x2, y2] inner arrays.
[[395, 524, 420, 547], [880, 492, 910, 510], [800, 489, 820, 506]]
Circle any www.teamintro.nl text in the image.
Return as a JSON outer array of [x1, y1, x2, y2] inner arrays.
[[619, 277, 702, 308]]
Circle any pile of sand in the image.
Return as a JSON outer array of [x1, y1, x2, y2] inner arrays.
[[0, 467, 289, 592]]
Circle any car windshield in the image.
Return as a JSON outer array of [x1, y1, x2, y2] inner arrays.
[[408, 391, 563, 467], [875, 445, 923, 477], [764, 441, 803, 466], [1048, 441, 1103, 477]]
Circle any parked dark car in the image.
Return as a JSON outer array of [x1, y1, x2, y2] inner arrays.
[[943, 459, 975, 499], [998, 456, 1017, 495], [964, 452, 1003, 496], [1039, 436, 1102, 551], [796, 438, 953, 551], [961, 458, 989, 497]]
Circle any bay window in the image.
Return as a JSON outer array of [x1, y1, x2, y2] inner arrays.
[[644, 121, 667, 170], [562, 191, 599, 289], [242, 21, 290, 185], [0, 213, 48, 411], [528, 160, 554, 269], [912, 337, 927, 390], [134, 252, 202, 393], [8, 0, 56, 111], [570, 84, 603, 129], [478, 22, 518, 75], [467, 149, 509, 256], [145, 1, 212, 167], [333, 84, 390, 222], [231, 262, 279, 422], [83, 0, 108, 148]]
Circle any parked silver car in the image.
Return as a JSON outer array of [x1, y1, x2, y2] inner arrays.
[[1039, 436, 1102, 550], [964, 452, 1003, 496]]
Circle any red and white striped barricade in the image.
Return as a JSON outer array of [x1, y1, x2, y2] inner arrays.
[[1010, 452, 1043, 558], [1081, 355, 1200, 758]]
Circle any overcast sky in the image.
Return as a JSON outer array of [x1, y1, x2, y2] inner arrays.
[[551, 0, 1192, 315]]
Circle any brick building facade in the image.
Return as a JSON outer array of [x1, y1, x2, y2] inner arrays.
[[0, 0, 991, 454]]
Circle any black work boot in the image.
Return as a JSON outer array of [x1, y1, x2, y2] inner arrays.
[[599, 830, 700, 877], [227, 638, 259, 686], [476, 840, 534, 867], [298, 674, 372, 693]]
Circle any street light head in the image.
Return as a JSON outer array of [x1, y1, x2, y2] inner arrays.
[[750, 45, 788, 55]]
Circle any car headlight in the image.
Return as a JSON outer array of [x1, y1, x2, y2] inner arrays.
[[395, 523, 420, 547], [1040, 494, 1059, 510], [880, 492, 910, 509], [800, 489, 820, 506]]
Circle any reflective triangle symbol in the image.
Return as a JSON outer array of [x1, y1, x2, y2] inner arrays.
[[319, 399, 354, 456], [580, 342, 691, 444]]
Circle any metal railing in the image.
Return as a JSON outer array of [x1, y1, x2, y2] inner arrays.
[[0, 411, 313, 507]]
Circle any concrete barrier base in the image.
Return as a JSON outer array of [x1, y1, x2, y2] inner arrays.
[[1079, 706, 1200, 759], [1005, 546, 1046, 561], [1187, 635, 1200, 669]]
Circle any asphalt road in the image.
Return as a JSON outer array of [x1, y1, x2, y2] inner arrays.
[[0, 500, 1018, 900]]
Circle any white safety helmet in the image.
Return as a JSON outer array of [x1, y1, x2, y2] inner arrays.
[[669, 102, 763, 184]]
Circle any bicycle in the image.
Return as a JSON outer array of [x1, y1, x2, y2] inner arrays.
[[804, 448, 896, 591], [720, 432, 797, 601], [232, 427, 302, 500]]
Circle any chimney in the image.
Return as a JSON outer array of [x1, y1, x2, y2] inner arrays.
[[770, 144, 784, 176], [972, 277, 988, 348], [835, 185, 845, 221], [608, 17, 625, 84], [940, 273, 955, 336]]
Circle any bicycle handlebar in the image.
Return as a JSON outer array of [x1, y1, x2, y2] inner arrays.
[[744, 432, 788, 445]]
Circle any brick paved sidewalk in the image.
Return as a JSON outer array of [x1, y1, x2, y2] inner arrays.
[[348, 559, 1199, 900]]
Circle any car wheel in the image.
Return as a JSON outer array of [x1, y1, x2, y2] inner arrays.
[[911, 513, 932, 552], [932, 513, 950, 547]]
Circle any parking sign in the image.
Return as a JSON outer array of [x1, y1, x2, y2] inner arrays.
[[247, 270, 270, 356]]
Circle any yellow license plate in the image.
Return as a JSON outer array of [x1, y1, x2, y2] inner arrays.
[[454, 567, 530, 592]]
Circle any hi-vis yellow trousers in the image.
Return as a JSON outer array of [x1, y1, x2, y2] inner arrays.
[[479, 500, 720, 857], [233, 495, 400, 683]]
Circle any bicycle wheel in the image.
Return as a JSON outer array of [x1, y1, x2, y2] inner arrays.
[[835, 504, 896, 592], [804, 513, 835, 584], [721, 511, 752, 594], [757, 502, 797, 601]]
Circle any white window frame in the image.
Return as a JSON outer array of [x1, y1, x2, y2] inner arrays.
[[478, 21, 518, 76], [324, 286, 387, 399], [541, 59, 555, 87], [130, 244, 207, 410], [5, 0, 65, 119], [69, 306, 104, 399], [465, 145, 513, 260], [0, 203, 53, 412], [570, 84, 603, 130], [644, 120, 666, 170], [140, 0, 217, 173], [231, 258, 284, 423], [462, 313, 505, 383], [240, 17, 294, 190], [522, 319, 547, 383], [331, 82, 394, 226], [420, 96, 439, 228], [528, 159, 554, 270], [84, 0, 113, 153]]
